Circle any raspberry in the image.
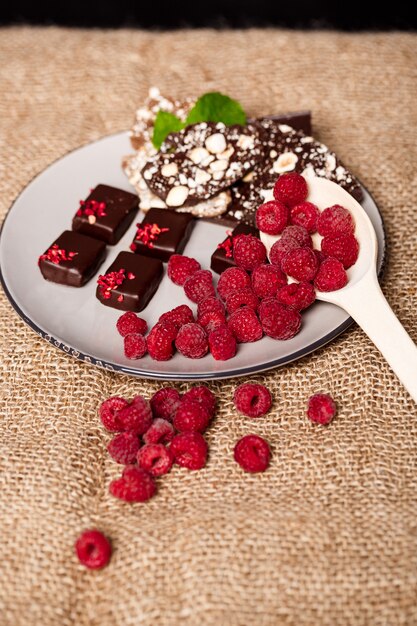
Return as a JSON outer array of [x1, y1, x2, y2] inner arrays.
[[99, 396, 129, 432], [276, 281, 316, 310], [251, 264, 287, 299], [290, 201, 320, 233], [147, 321, 177, 361], [116, 312, 148, 337], [258, 299, 301, 340], [75, 529, 111, 570], [124, 333, 147, 359], [228, 307, 263, 343], [281, 247, 319, 282], [273, 172, 308, 207], [314, 257, 347, 292], [109, 465, 156, 502], [184, 270, 215, 303], [198, 309, 227, 333], [225, 288, 259, 314], [269, 236, 301, 269], [217, 267, 251, 301], [233, 383, 272, 417], [150, 387, 181, 421], [321, 233, 359, 269], [143, 418, 175, 445], [317, 204, 355, 237], [280, 225, 312, 248], [117, 396, 153, 434], [173, 399, 212, 433], [208, 325, 237, 361], [255, 200, 289, 235], [170, 431, 208, 470], [182, 386, 217, 416], [233, 234, 267, 271], [197, 296, 226, 318], [175, 323, 208, 359], [137, 443, 174, 476], [234, 434, 270, 473], [307, 393, 337, 425], [167, 254, 201, 286], [107, 431, 141, 464], [159, 305, 194, 329]]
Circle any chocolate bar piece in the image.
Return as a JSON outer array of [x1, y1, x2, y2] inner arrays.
[[38, 230, 106, 287], [210, 223, 259, 275], [256, 111, 312, 136], [130, 208, 195, 262], [96, 251, 163, 312], [72, 184, 139, 245]]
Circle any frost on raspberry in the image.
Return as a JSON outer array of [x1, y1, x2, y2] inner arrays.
[[150, 387, 181, 421], [321, 233, 359, 269], [233, 234, 267, 271], [184, 270, 215, 303], [234, 434, 270, 473], [314, 257, 347, 292], [251, 264, 287, 299], [99, 396, 129, 432], [124, 333, 147, 359], [170, 431, 208, 470], [258, 299, 301, 340], [233, 383, 272, 417], [175, 323, 208, 359], [307, 393, 337, 425], [107, 431, 140, 464], [290, 201, 320, 233], [208, 325, 237, 361], [159, 305, 194, 328], [217, 267, 251, 301], [167, 254, 201, 286], [273, 172, 308, 207], [143, 418, 175, 445], [225, 288, 259, 314], [317, 204, 355, 237], [281, 247, 319, 282], [255, 200, 289, 235], [75, 529, 112, 570], [109, 465, 156, 502], [276, 281, 316, 310], [228, 307, 263, 343], [137, 443, 174, 477], [173, 399, 212, 432], [116, 312, 148, 337]]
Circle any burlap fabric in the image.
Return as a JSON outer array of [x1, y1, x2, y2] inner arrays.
[[0, 27, 416, 626]]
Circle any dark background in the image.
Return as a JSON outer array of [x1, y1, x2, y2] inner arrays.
[[0, 0, 416, 30]]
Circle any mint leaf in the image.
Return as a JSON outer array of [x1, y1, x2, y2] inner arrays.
[[185, 92, 246, 127], [152, 111, 185, 149]]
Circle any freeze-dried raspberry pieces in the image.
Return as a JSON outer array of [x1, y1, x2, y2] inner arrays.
[[167, 254, 201, 286], [269, 236, 301, 269], [109, 465, 156, 502], [99, 396, 129, 432], [124, 333, 147, 359], [281, 247, 319, 282], [159, 304, 194, 329], [314, 257, 347, 292], [228, 307, 263, 343], [258, 299, 301, 340], [208, 325, 237, 361], [150, 387, 181, 421], [317, 204, 355, 237], [147, 321, 177, 361], [173, 399, 212, 433], [182, 386, 217, 416], [290, 201, 320, 233], [233, 234, 267, 271], [217, 267, 251, 301], [280, 225, 312, 248], [273, 172, 308, 207], [276, 281, 316, 310], [137, 443, 174, 477], [321, 233, 359, 269], [75, 529, 111, 570], [307, 393, 337, 425], [184, 270, 215, 303], [143, 418, 175, 445], [116, 312, 148, 337], [234, 434, 270, 473], [197, 296, 226, 318], [170, 431, 208, 470], [175, 323, 208, 359], [107, 431, 140, 464], [117, 396, 153, 434], [251, 264, 287, 299], [256, 200, 289, 235], [233, 383, 272, 417], [226, 288, 259, 314]]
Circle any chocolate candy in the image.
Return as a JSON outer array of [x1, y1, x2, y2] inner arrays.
[[130, 208, 195, 262], [72, 184, 139, 245], [256, 111, 312, 136], [38, 230, 106, 287], [210, 223, 259, 274], [96, 251, 163, 312]]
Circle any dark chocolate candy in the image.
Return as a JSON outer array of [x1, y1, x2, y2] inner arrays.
[[256, 111, 312, 136], [131, 208, 194, 262], [38, 230, 107, 287], [210, 223, 259, 275], [72, 184, 139, 245], [96, 251, 163, 312]]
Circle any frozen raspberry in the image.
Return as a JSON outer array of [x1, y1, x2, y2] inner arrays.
[[150, 387, 181, 421], [321, 233, 359, 269], [182, 386, 217, 416], [226, 288, 259, 314], [314, 257, 347, 292], [269, 236, 301, 269], [276, 281, 316, 310], [233, 383, 272, 417], [255, 200, 289, 235], [167, 254, 201, 286], [107, 431, 140, 464], [75, 529, 111, 570], [109, 465, 156, 502], [175, 323, 208, 359], [251, 264, 287, 299], [143, 418, 175, 445], [137, 443, 174, 477], [234, 434, 270, 473], [258, 299, 301, 340], [208, 325, 237, 361], [159, 305, 194, 329], [99, 396, 129, 432], [116, 312, 148, 337], [228, 307, 263, 343], [184, 270, 215, 303], [197, 296, 226, 318], [198, 309, 227, 333], [170, 431, 208, 470], [317, 204, 355, 237], [173, 399, 212, 433], [147, 321, 177, 361], [124, 333, 147, 359], [217, 267, 251, 301], [117, 396, 153, 434], [273, 172, 308, 207], [290, 201, 320, 233], [307, 393, 337, 425], [281, 247, 319, 282], [233, 234, 267, 271], [280, 224, 312, 248]]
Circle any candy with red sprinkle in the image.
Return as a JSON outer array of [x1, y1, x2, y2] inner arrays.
[[234, 434, 270, 473], [75, 529, 111, 570], [273, 172, 308, 207]]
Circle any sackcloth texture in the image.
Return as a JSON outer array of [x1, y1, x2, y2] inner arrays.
[[0, 27, 416, 626]]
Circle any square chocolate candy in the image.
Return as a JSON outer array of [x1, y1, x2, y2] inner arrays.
[[96, 251, 163, 312], [72, 184, 139, 245], [38, 230, 107, 287], [130, 208, 195, 262], [210, 223, 259, 274]]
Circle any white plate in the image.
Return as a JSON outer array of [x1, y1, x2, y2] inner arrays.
[[0, 131, 385, 380]]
